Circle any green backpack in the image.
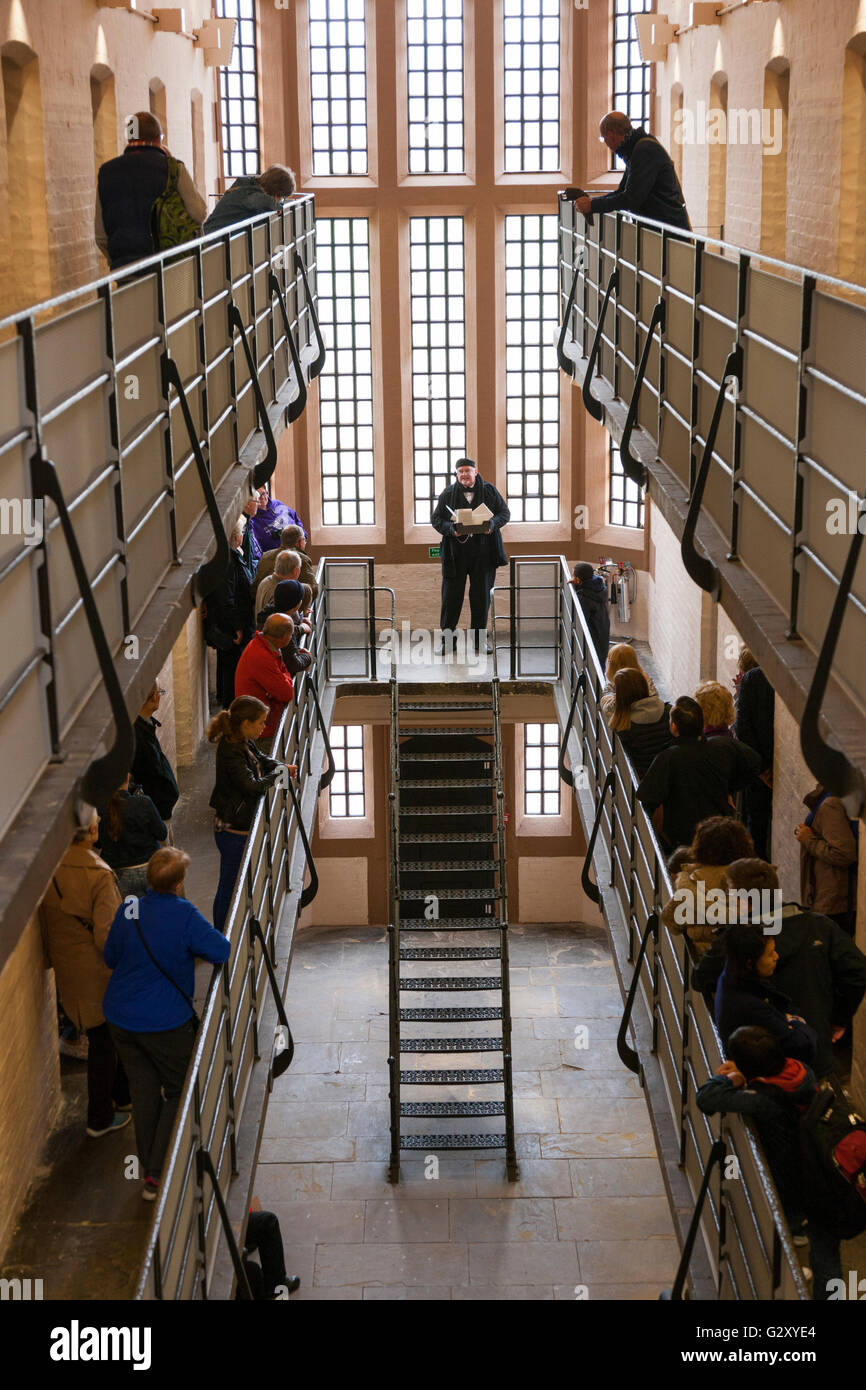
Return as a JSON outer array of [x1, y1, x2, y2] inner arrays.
[[150, 156, 200, 252]]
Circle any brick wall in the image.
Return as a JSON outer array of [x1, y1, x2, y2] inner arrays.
[[0, 915, 60, 1259]]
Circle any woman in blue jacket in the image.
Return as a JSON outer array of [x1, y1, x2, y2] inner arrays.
[[714, 923, 817, 1066], [103, 847, 230, 1203]]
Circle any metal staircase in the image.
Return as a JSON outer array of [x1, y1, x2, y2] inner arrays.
[[387, 681, 518, 1181]]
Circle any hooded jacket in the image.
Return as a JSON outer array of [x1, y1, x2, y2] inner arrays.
[[41, 843, 122, 1029], [202, 176, 279, 236], [693, 904, 866, 1077], [612, 695, 674, 779], [799, 787, 857, 917], [572, 575, 611, 666], [590, 128, 691, 231], [431, 473, 510, 578], [714, 966, 817, 1065]]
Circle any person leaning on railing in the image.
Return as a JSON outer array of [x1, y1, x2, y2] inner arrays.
[[567, 111, 691, 233], [207, 696, 296, 931], [253, 524, 319, 603], [102, 848, 231, 1204], [603, 667, 673, 779], [202, 164, 296, 236], [659, 816, 755, 954]]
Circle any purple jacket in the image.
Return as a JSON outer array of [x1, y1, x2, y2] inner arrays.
[[249, 499, 307, 552]]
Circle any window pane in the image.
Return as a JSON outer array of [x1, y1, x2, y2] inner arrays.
[[407, 0, 464, 174], [612, 1, 653, 137], [216, 0, 260, 177], [523, 722, 560, 817], [316, 219, 375, 526], [505, 215, 559, 523], [309, 0, 368, 175], [410, 216, 466, 523], [329, 726, 367, 817], [503, 0, 560, 173], [608, 435, 644, 528]]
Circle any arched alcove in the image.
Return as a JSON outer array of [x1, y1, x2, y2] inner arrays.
[[1, 41, 52, 311], [707, 72, 728, 240], [149, 77, 167, 143], [90, 63, 118, 175], [670, 83, 684, 182], [761, 59, 789, 259], [839, 36, 866, 284], [190, 88, 205, 194]]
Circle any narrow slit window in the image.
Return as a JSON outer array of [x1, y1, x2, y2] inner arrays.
[[410, 216, 466, 524], [317, 218, 375, 526], [216, 0, 260, 178], [503, 0, 561, 173], [309, 0, 368, 176], [524, 723, 560, 817], [329, 725, 366, 817], [505, 214, 559, 523], [407, 0, 464, 174]]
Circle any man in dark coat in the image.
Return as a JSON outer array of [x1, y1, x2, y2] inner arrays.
[[202, 517, 256, 707], [131, 683, 179, 830], [570, 562, 610, 666], [734, 664, 775, 859], [573, 112, 691, 232], [95, 111, 206, 270], [431, 460, 510, 653]]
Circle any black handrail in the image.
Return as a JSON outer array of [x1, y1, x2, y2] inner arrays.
[[30, 452, 136, 810], [556, 252, 584, 378], [619, 298, 666, 489], [660, 1138, 726, 1301], [800, 521, 866, 816], [582, 267, 618, 422], [161, 354, 231, 600], [680, 345, 742, 600], [268, 270, 308, 425], [293, 253, 327, 380], [228, 304, 278, 488], [249, 916, 295, 1081], [306, 672, 336, 791], [579, 768, 615, 904], [558, 670, 585, 788], [286, 775, 319, 907], [616, 912, 658, 1076], [196, 1148, 254, 1301]]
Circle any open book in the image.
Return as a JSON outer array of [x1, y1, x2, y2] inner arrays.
[[447, 502, 493, 533]]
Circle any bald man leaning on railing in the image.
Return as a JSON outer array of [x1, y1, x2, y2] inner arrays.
[[565, 111, 691, 233]]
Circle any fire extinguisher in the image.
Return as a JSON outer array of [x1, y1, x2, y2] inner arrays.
[[596, 557, 637, 626]]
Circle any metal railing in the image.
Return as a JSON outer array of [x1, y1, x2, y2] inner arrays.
[[550, 554, 808, 1300], [558, 198, 866, 800], [0, 197, 321, 962]]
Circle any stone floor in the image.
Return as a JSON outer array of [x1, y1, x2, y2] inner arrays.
[[254, 919, 681, 1300]]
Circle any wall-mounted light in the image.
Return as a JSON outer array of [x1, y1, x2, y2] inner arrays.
[[690, 3, 721, 24], [152, 7, 191, 33], [193, 16, 237, 67], [634, 13, 678, 61]]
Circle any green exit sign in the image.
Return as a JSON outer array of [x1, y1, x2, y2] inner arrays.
[[428, 545, 441, 559]]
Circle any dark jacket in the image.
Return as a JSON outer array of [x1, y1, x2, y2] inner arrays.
[[283, 629, 312, 677], [696, 1060, 818, 1221], [131, 716, 179, 821], [636, 736, 762, 851], [431, 475, 510, 578], [693, 906, 866, 1077], [103, 891, 230, 1033], [203, 177, 279, 235], [590, 129, 691, 231], [573, 576, 611, 666], [209, 739, 280, 831], [97, 788, 167, 870], [203, 550, 255, 652], [614, 697, 673, 779], [714, 967, 817, 1065], [734, 666, 774, 771], [96, 146, 170, 269]]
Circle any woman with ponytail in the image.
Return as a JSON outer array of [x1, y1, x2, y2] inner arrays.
[[208, 696, 295, 929]]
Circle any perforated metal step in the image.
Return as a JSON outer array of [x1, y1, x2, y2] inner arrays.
[[400, 945, 501, 961], [398, 887, 499, 901], [400, 1101, 505, 1118], [398, 803, 494, 817], [401, 777, 496, 789], [401, 832, 495, 844], [398, 917, 504, 931], [400, 1133, 506, 1150], [400, 1006, 503, 1022], [399, 702, 493, 712], [400, 751, 493, 763], [401, 859, 498, 875], [400, 1068, 504, 1085], [399, 975, 501, 991], [398, 726, 493, 737], [400, 1036, 503, 1053]]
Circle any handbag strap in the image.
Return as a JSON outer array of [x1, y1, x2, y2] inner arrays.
[[133, 918, 195, 1014]]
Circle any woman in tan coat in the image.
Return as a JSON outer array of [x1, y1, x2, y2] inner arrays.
[[795, 785, 858, 935], [41, 815, 132, 1137], [660, 816, 756, 954]]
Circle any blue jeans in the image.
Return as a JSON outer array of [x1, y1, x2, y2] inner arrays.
[[213, 829, 248, 931]]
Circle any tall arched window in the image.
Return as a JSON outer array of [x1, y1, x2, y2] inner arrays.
[[761, 59, 789, 259], [90, 65, 117, 176], [839, 37, 866, 284], [707, 72, 727, 240], [1, 42, 52, 312]]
